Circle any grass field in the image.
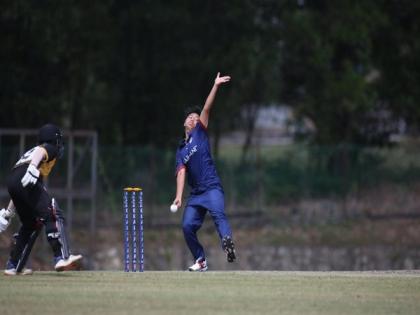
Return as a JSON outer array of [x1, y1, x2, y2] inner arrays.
[[2, 271, 420, 315]]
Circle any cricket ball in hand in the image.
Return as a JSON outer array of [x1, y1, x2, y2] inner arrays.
[[170, 204, 178, 213]]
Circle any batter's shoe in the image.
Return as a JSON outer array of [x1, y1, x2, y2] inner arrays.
[[188, 258, 208, 272], [54, 254, 83, 272], [222, 236, 236, 263], [3, 260, 33, 276]]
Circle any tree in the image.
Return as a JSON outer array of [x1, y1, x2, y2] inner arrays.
[[279, 1, 387, 145], [372, 0, 420, 135]]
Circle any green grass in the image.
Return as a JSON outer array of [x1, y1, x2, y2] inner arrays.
[[1, 271, 420, 315]]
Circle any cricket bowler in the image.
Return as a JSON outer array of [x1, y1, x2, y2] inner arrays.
[[172, 73, 236, 271]]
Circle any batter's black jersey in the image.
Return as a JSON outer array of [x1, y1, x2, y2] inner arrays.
[[13, 143, 59, 177]]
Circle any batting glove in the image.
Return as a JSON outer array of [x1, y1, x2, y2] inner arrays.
[[21, 164, 40, 187], [0, 208, 14, 233]]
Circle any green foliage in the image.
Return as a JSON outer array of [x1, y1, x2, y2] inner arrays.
[[1, 1, 420, 148], [280, 2, 384, 144]]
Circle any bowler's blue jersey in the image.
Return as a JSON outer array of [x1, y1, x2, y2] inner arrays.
[[175, 121, 222, 195]]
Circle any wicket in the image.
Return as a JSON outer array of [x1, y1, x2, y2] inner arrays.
[[123, 187, 144, 272]]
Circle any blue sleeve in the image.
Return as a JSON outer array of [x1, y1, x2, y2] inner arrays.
[[175, 149, 185, 176], [196, 120, 208, 134], [193, 120, 208, 143]]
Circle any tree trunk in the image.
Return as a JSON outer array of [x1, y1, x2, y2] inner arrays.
[[240, 104, 259, 165]]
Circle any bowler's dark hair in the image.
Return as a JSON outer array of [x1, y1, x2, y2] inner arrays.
[[184, 106, 201, 118]]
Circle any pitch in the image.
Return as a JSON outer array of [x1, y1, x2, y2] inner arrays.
[[1, 271, 420, 315]]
